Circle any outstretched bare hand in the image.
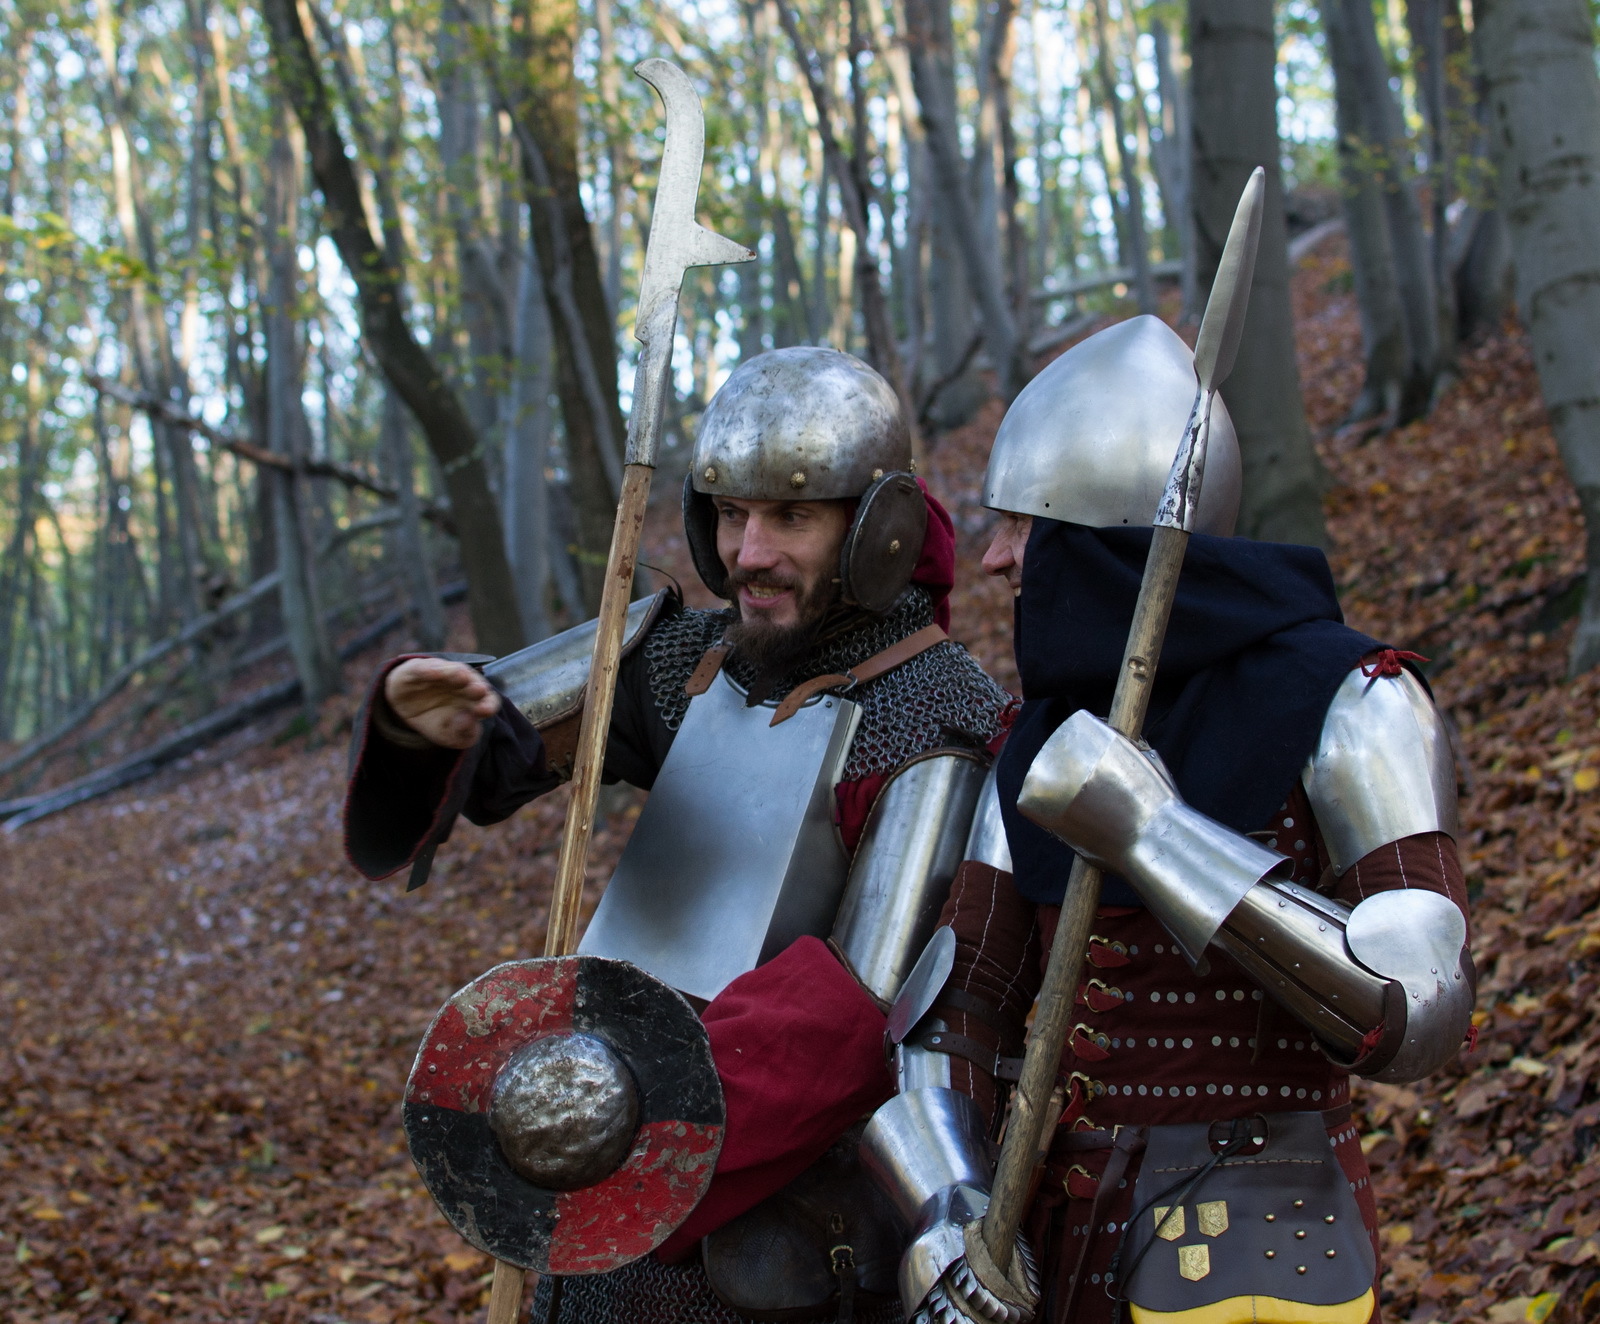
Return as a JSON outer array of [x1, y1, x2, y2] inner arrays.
[[383, 658, 501, 750]]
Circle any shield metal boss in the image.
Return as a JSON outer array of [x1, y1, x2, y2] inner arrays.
[[403, 955, 724, 1275]]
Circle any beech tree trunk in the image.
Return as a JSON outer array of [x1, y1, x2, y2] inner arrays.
[[1407, 0, 1460, 372], [1453, 205, 1514, 344], [774, 0, 911, 422], [381, 387, 446, 651], [1478, 0, 1600, 673], [1323, 0, 1408, 422], [94, 2, 210, 624], [1091, 0, 1154, 313], [504, 234, 555, 641], [1325, 0, 1439, 423], [261, 0, 523, 655], [264, 117, 340, 704], [438, 6, 509, 451], [903, 0, 1027, 400], [1190, 0, 1326, 546], [1149, 18, 1197, 318], [502, 0, 627, 613]]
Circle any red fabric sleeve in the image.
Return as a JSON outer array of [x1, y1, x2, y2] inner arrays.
[[833, 773, 889, 855], [936, 862, 1043, 1125], [656, 936, 893, 1260], [912, 481, 955, 632], [1334, 831, 1469, 937]]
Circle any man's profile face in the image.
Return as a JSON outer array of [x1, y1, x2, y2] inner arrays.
[[982, 511, 1032, 595], [715, 496, 851, 661]]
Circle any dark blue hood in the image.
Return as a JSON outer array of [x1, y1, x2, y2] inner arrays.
[[996, 521, 1383, 906]]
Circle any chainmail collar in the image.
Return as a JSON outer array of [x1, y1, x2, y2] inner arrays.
[[644, 586, 1012, 782]]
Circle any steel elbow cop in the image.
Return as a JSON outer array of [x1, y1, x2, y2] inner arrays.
[[1018, 682, 1473, 1086], [684, 346, 927, 613]]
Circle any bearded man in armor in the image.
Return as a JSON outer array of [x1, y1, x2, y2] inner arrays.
[[344, 346, 1012, 1322], [859, 317, 1474, 1324]]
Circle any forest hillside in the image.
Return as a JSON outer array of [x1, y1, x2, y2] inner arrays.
[[4, 241, 1599, 1324]]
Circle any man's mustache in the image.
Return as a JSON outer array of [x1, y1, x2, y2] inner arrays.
[[728, 569, 803, 592]]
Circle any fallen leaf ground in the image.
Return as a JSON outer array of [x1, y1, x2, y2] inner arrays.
[[4, 240, 1598, 1324]]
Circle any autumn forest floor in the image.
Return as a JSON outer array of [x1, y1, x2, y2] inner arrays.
[[4, 240, 1600, 1324]]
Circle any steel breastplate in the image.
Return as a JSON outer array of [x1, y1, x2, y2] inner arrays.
[[578, 668, 862, 1001]]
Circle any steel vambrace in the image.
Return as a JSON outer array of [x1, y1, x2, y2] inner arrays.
[[1018, 710, 1474, 1084]]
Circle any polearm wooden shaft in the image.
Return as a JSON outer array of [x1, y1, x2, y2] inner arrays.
[[982, 167, 1265, 1282], [544, 464, 652, 957], [483, 59, 752, 1324], [983, 525, 1190, 1270], [484, 465, 651, 1324]]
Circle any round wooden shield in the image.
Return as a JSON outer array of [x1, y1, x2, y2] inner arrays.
[[403, 956, 724, 1275]]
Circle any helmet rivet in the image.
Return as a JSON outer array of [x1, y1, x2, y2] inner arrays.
[[871, 468, 884, 481], [703, 466, 718, 483], [888, 539, 901, 555], [790, 471, 807, 488]]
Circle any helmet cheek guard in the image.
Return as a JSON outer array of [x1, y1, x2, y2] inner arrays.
[[840, 471, 926, 613]]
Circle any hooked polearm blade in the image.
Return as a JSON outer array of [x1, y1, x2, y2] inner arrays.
[[1154, 166, 1265, 532], [626, 59, 755, 469]]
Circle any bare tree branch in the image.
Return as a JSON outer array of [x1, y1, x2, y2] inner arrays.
[[86, 374, 455, 533]]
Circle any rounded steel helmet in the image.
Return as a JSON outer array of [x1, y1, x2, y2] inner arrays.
[[684, 347, 926, 613], [983, 315, 1242, 535]]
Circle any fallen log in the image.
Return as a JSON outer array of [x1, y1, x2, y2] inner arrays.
[[0, 514, 408, 787], [0, 574, 284, 784], [0, 677, 303, 830], [0, 582, 467, 831]]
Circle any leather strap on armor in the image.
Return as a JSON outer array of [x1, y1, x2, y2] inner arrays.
[[683, 641, 732, 696], [1059, 1124, 1146, 1324], [935, 987, 1026, 1054], [910, 1025, 1025, 1083], [769, 624, 949, 725]]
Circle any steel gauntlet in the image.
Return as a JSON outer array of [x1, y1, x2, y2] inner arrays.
[[1018, 710, 1474, 1084], [861, 1087, 1038, 1322]]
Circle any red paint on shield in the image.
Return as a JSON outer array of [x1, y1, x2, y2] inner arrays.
[[405, 959, 578, 1114], [546, 1119, 723, 1275]]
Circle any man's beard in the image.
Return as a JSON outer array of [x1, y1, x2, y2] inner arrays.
[[724, 567, 840, 672]]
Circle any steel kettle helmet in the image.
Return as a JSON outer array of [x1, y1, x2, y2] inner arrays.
[[684, 347, 926, 613], [983, 315, 1242, 535]]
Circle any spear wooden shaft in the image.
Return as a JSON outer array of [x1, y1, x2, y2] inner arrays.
[[981, 169, 1266, 1284], [485, 59, 752, 1324]]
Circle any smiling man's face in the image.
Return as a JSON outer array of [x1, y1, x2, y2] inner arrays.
[[715, 495, 851, 665]]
